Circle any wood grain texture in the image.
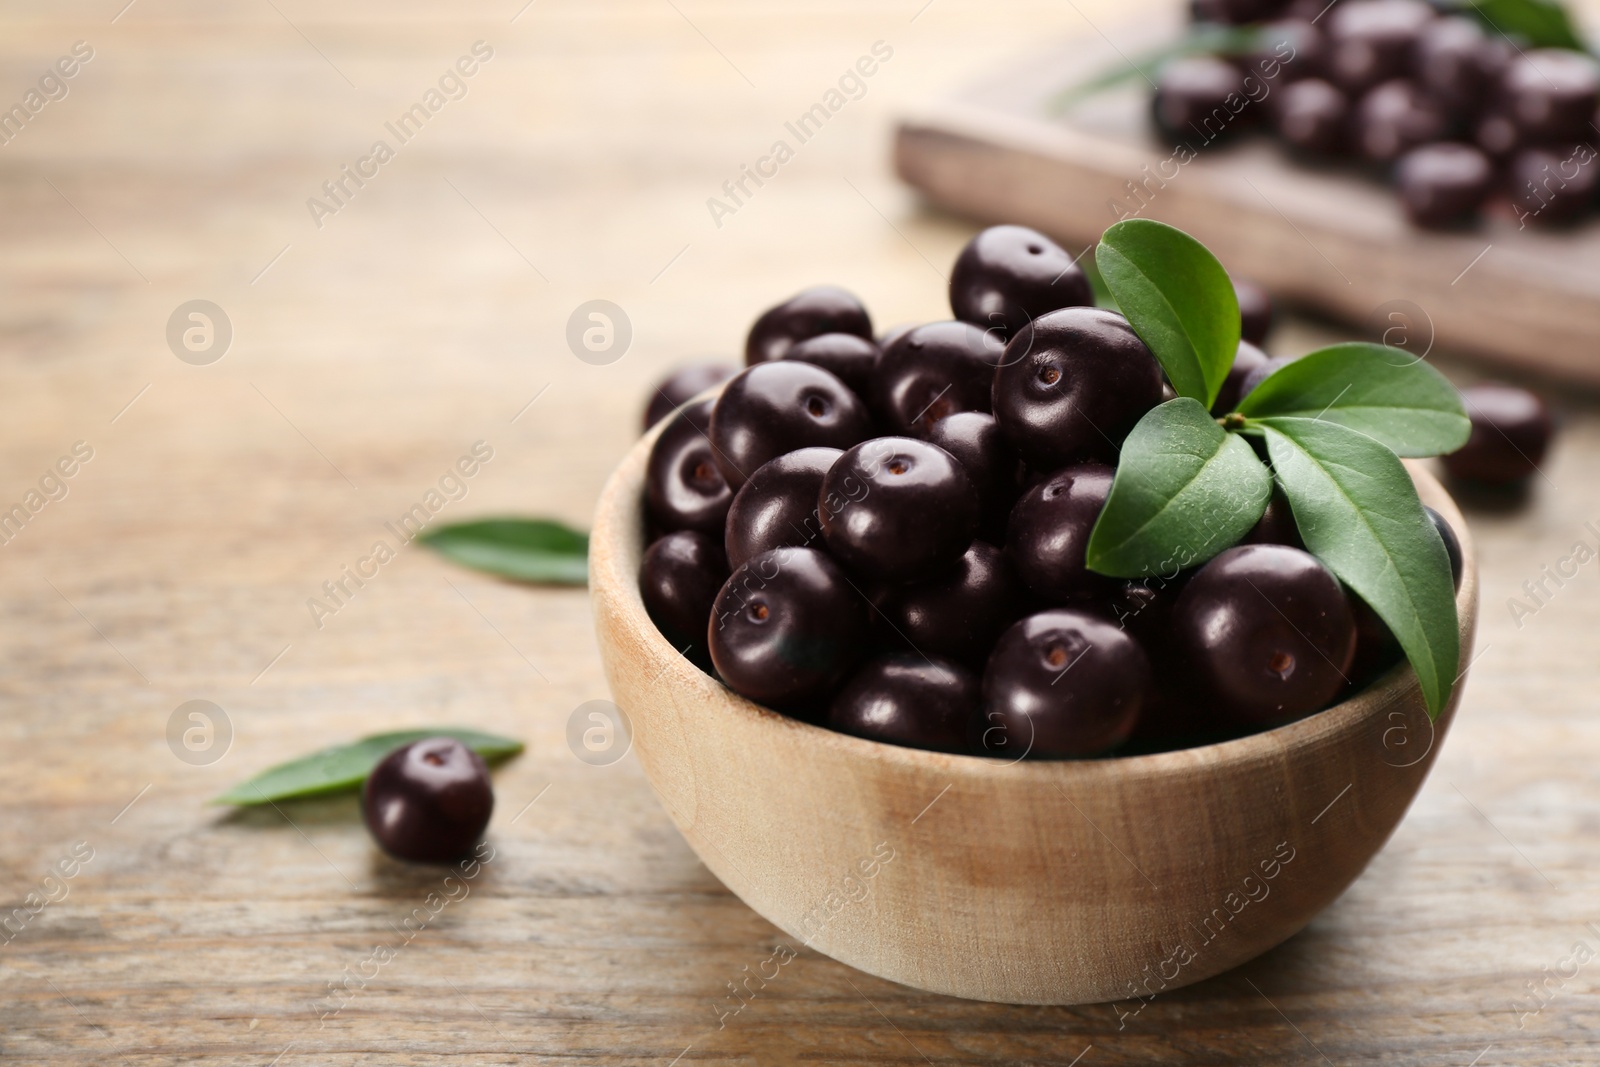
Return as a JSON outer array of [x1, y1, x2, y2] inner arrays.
[[893, 19, 1600, 385], [593, 423, 1479, 1005], [3, 0, 1600, 1063]]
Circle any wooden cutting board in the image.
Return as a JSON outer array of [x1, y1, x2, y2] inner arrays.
[[893, 21, 1600, 385]]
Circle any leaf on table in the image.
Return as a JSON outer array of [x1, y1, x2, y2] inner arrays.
[[1048, 24, 1266, 111], [214, 728, 524, 806], [1087, 398, 1272, 577], [1258, 417, 1459, 718], [1235, 342, 1470, 457], [419, 518, 589, 585], [1096, 219, 1239, 409]]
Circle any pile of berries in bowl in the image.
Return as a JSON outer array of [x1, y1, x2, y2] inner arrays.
[[638, 220, 1471, 760], [1153, 0, 1600, 228]]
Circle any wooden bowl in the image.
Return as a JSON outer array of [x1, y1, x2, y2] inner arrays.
[[590, 422, 1479, 1005]]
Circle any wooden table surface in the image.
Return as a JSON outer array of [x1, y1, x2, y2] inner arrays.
[[4, 2, 1600, 1064]]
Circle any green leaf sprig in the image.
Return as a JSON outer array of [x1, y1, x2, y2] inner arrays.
[[1462, 0, 1589, 52], [1084, 220, 1470, 717], [215, 728, 524, 806], [420, 518, 588, 585]]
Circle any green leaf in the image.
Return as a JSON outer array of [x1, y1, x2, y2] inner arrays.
[[420, 518, 588, 585], [1096, 219, 1239, 409], [1235, 342, 1470, 457], [1465, 0, 1587, 52], [1048, 24, 1266, 111], [1257, 417, 1459, 718], [1087, 398, 1273, 577], [214, 728, 524, 806]]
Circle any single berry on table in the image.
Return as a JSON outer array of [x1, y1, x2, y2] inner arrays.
[[1272, 78, 1350, 157], [1152, 56, 1259, 142], [1395, 143, 1494, 229], [362, 738, 494, 864], [1441, 383, 1553, 486], [1324, 0, 1437, 96], [1508, 146, 1599, 227], [1501, 49, 1600, 144], [1350, 79, 1448, 163]]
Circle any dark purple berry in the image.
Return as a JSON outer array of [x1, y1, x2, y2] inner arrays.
[[643, 362, 737, 431], [1442, 383, 1553, 486], [819, 437, 980, 583], [1172, 544, 1357, 728], [723, 447, 841, 572], [1235, 278, 1275, 347], [645, 398, 733, 536], [745, 286, 872, 365], [949, 225, 1093, 341], [872, 321, 1004, 435], [1412, 17, 1498, 117], [1346, 594, 1402, 689], [991, 307, 1164, 469], [1273, 77, 1350, 156], [1099, 571, 1189, 651], [925, 412, 1023, 536], [1238, 354, 1296, 400], [708, 547, 870, 710], [709, 362, 872, 490], [1425, 505, 1462, 591], [1325, 0, 1436, 96], [362, 738, 494, 864], [879, 541, 1025, 666], [1232, 19, 1324, 82], [1214, 340, 1272, 414], [981, 610, 1152, 758], [1502, 49, 1600, 143], [782, 332, 880, 399], [877, 322, 917, 350], [1153, 56, 1259, 143], [1240, 486, 1303, 549], [1005, 463, 1115, 604], [640, 531, 729, 669], [1396, 143, 1494, 228], [829, 654, 981, 754], [1350, 80, 1448, 163], [1508, 145, 1599, 227]]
